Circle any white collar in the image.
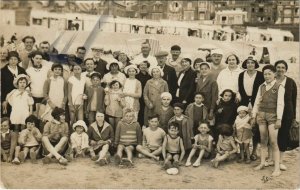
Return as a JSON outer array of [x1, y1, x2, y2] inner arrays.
[[175, 115, 184, 120], [263, 80, 276, 87], [1, 130, 9, 135]]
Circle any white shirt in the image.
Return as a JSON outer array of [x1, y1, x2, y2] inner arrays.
[[217, 67, 244, 95], [26, 66, 50, 97], [252, 80, 285, 120], [68, 75, 86, 105], [132, 54, 158, 67], [243, 71, 257, 96]]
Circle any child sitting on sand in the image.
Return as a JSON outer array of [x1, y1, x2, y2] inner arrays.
[[211, 124, 237, 168], [185, 122, 213, 167], [136, 114, 165, 160], [18, 115, 42, 164], [1, 117, 19, 164], [70, 120, 89, 158], [162, 122, 185, 169], [114, 108, 142, 167]]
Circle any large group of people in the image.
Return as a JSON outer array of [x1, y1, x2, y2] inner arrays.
[[0, 35, 298, 177]]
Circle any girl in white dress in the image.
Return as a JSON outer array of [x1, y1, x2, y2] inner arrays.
[[122, 64, 142, 120], [3, 74, 34, 132]]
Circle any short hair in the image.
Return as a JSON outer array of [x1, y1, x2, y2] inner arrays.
[[218, 124, 233, 136], [262, 64, 276, 73], [17, 76, 29, 86], [51, 107, 65, 121], [194, 92, 205, 100], [168, 122, 179, 130], [39, 41, 50, 46], [90, 72, 101, 80], [109, 80, 122, 88], [198, 122, 209, 129], [25, 115, 39, 127], [77, 46, 86, 52], [171, 45, 181, 51], [148, 114, 159, 121], [181, 58, 192, 65], [22, 36, 36, 43], [220, 89, 236, 100], [1, 117, 10, 124], [274, 60, 288, 71], [29, 51, 44, 59], [225, 54, 240, 65], [84, 58, 95, 65], [51, 63, 63, 71]]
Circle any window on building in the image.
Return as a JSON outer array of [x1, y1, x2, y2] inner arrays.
[[295, 8, 299, 14], [199, 13, 205, 20], [258, 16, 264, 22], [243, 8, 246, 11], [268, 17, 271, 21], [284, 17, 291, 23], [284, 9, 292, 15], [259, 8, 264, 12], [252, 8, 255, 12], [32, 18, 42, 25], [233, 8, 236, 10], [222, 3, 226, 6]]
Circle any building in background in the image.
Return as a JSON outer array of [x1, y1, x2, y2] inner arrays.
[[276, 0, 299, 24], [215, 9, 248, 25]]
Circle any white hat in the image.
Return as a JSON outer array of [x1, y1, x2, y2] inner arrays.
[[124, 64, 140, 74], [106, 61, 123, 70], [237, 106, 249, 113], [148, 66, 164, 77], [166, 168, 179, 175], [160, 92, 172, 100], [72, 120, 88, 132], [211, 48, 224, 56], [13, 74, 31, 88]]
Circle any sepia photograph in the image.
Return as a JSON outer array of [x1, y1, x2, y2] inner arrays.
[[0, 0, 299, 189]]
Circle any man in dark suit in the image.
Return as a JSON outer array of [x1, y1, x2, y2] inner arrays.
[[155, 51, 177, 102], [91, 46, 108, 78]]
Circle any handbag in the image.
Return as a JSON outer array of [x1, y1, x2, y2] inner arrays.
[[289, 120, 299, 142]]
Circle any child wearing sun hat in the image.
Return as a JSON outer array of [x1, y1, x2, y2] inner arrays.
[[3, 74, 33, 132], [70, 120, 89, 158]]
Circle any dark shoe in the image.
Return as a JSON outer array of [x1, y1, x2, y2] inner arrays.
[[173, 161, 179, 168], [30, 152, 38, 164], [65, 154, 72, 162], [42, 156, 51, 164], [19, 152, 25, 163], [91, 155, 99, 161], [250, 154, 257, 161], [163, 161, 172, 170], [237, 158, 244, 163], [98, 158, 107, 166], [114, 155, 121, 165], [245, 159, 251, 164]]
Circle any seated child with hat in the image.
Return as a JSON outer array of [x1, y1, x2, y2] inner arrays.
[[70, 120, 89, 158]]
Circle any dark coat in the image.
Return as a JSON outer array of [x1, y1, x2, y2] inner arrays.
[[94, 58, 108, 78], [278, 77, 297, 151], [215, 99, 238, 126], [162, 64, 177, 99], [177, 67, 197, 104], [1, 64, 26, 102], [238, 71, 264, 107], [196, 74, 218, 112], [85, 86, 105, 114]]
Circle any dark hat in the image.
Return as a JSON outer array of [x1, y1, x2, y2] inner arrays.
[[22, 36, 36, 43], [51, 63, 63, 71], [90, 72, 102, 80], [155, 51, 168, 57], [171, 45, 181, 51], [51, 107, 65, 121], [181, 58, 192, 65], [173, 103, 184, 110], [242, 55, 259, 69], [6, 51, 21, 62]]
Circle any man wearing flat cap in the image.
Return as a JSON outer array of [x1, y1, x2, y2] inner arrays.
[[132, 41, 158, 67], [155, 50, 177, 101], [167, 45, 183, 76], [91, 46, 108, 77], [210, 48, 226, 80]]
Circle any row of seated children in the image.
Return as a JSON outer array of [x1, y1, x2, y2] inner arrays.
[[2, 106, 252, 170]]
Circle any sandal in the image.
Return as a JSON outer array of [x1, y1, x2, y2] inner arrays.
[[58, 157, 68, 166], [250, 154, 257, 161], [98, 158, 107, 166]]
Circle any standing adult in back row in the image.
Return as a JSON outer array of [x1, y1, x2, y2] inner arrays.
[[209, 48, 226, 80]]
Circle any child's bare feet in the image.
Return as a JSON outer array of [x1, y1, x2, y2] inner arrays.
[[185, 161, 192, 167], [193, 161, 200, 167], [97, 158, 107, 166], [12, 157, 20, 165], [91, 155, 99, 161], [271, 170, 281, 177], [211, 159, 219, 168], [42, 156, 51, 164], [254, 164, 264, 171], [163, 161, 172, 170], [173, 161, 179, 168]]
